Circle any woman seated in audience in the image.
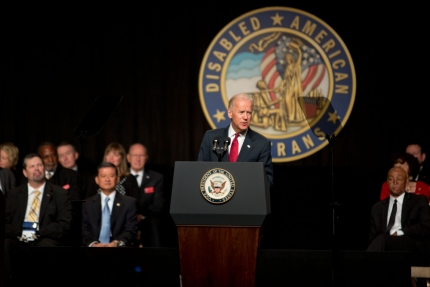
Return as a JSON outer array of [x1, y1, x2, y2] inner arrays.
[[0, 142, 20, 184], [0, 142, 19, 169], [380, 152, 430, 202], [101, 142, 139, 199]]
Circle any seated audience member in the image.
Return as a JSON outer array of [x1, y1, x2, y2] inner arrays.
[[82, 162, 138, 247], [57, 141, 96, 199], [127, 143, 165, 247], [367, 166, 430, 266], [380, 152, 430, 202], [0, 142, 20, 184], [0, 167, 16, 197], [4, 153, 72, 282], [86, 142, 138, 199], [406, 142, 430, 185], [0, 142, 19, 170], [37, 142, 80, 200]]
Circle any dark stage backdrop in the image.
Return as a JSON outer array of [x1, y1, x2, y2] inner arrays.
[[1, 4, 427, 250]]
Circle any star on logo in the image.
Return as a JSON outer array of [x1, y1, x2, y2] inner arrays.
[[213, 109, 226, 123], [327, 111, 340, 124], [271, 13, 284, 25]]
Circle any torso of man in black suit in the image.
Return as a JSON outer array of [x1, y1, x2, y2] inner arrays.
[[367, 167, 430, 265], [5, 181, 72, 243], [197, 125, 274, 188], [418, 164, 430, 185], [82, 192, 138, 246], [135, 169, 164, 218], [49, 164, 81, 200]]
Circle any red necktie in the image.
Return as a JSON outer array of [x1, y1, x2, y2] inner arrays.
[[229, 133, 239, 162]]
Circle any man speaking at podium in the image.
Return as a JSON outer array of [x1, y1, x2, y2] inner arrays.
[[198, 93, 273, 188]]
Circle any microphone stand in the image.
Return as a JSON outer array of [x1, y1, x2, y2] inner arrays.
[[213, 146, 227, 162], [298, 95, 345, 287], [213, 139, 230, 162], [327, 133, 340, 287]]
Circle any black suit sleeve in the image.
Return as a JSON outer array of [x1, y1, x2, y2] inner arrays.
[[138, 172, 165, 217], [148, 174, 164, 216], [4, 188, 21, 238], [197, 130, 213, 161], [114, 197, 138, 245], [82, 199, 96, 246], [260, 138, 274, 188], [402, 195, 430, 239]]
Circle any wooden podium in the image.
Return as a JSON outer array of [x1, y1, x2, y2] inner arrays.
[[170, 161, 270, 287]]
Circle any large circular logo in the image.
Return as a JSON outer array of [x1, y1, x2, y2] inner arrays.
[[200, 168, 236, 204], [199, 7, 356, 162]]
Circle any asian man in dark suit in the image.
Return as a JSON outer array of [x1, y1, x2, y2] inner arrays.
[[198, 93, 274, 188], [82, 162, 138, 247], [4, 153, 72, 284], [127, 143, 165, 247], [367, 166, 430, 266], [38, 142, 80, 200]]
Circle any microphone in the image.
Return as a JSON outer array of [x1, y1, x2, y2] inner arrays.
[[223, 137, 231, 151], [213, 136, 221, 151]]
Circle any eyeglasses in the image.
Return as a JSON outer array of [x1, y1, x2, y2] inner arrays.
[[129, 154, 146, 158]]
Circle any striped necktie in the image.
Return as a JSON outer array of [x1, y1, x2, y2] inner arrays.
[[27, 190, 41, 222]]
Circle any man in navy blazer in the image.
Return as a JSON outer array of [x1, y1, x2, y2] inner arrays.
[[82, 162, 137, 247], [4, 153, 72, 283], [198, 93, 274, 188], [367, 166, 430, 265]]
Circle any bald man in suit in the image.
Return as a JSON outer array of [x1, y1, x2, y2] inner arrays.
[[367, 166, 430, 266]]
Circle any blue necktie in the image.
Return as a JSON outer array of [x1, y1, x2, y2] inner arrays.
[[99, 197, 111, 243]]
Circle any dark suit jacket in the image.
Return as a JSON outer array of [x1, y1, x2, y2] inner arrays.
[[136, 169, 164, 217], [369, 193, 430, 255], [5, 182, 72, 242], [75, 166, 97, 200], [82, 192, 138, 246], [418, 164, 430, 185], [197, 125, 274, 187], [0, 167, 16, 196], [49, 164, 80, 200]]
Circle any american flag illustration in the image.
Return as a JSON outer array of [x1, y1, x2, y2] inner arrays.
[[260, 35, 327, 106]]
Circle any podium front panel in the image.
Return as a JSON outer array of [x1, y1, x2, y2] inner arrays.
[[170, 161, 270, 226]]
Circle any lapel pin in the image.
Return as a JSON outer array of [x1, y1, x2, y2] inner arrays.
[[247, 145, 250, 148], [116, 203, 120, 206]]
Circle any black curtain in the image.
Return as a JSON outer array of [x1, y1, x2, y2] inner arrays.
[[1, 4, 427, 249]]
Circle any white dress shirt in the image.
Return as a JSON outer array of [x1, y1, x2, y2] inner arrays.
[[228, 125, 247, 154], [130, 170, 144, 187]]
